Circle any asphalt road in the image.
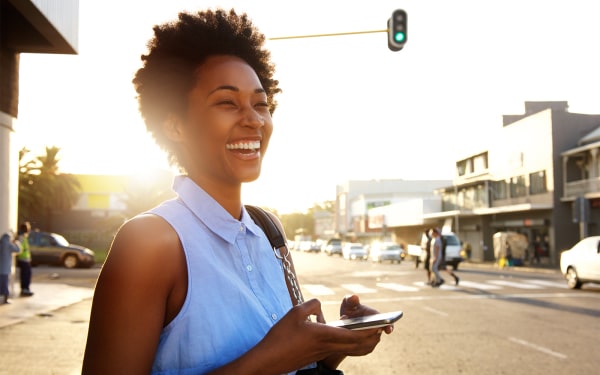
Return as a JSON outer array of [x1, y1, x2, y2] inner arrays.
[[292, 251, 600, 375], [5, 254, 599, 375]]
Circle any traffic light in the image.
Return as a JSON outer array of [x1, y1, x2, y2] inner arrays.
[[388, 9, 407, 51]]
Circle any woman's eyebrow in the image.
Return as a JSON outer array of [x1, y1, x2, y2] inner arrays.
[[208, 85, 238, 95], [208, 85, 266, 96]]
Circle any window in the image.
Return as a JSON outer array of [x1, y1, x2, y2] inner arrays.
[[510, 175, 527, 198], [491, 180, 508, 200], [530, 170, 547, 195], [473, 153, 488, 173], [456, 160, 468, 176]]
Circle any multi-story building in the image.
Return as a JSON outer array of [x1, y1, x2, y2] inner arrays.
[[364, 101, 600, 265]]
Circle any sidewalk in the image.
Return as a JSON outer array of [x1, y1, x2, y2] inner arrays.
[[0, 281, 94, 375]]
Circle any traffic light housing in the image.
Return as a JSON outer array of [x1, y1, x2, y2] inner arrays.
[[388, 9, 407, 51]]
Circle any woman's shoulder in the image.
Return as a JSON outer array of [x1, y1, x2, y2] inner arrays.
[[105, 214, 183, 273]]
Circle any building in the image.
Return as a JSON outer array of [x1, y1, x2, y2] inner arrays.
[[334, 179, 451, 243], [400, 101, 600, 265], [1, 0, 79, 235]]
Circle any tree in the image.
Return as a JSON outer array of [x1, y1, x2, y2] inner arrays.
[[18, 146, 81, 230]]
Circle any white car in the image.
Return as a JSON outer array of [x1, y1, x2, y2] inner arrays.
[[560, 236, 600, 289], [369, 242, 404, 263], [342, 243, 367, 260]]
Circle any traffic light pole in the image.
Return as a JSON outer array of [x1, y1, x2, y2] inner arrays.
[[269, 9, 406, 52]]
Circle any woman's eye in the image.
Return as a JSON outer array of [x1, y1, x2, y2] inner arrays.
[[217, 99, 236, 107]]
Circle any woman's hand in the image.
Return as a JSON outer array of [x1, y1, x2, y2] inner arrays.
[[340, 294, 394, 335], [212, 297, 389, 374]]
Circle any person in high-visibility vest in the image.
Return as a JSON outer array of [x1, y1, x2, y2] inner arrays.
[[16, 222, 33, 297]]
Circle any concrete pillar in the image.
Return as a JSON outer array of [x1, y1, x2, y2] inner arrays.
[[1, 111, 20, 296], [0, 112, 19, 233]]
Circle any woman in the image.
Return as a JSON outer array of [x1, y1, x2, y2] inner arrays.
[[83, 9, 392, 375]]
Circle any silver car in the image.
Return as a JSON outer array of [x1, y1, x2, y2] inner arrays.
[[342, 243, 367, 260], [369, 242, 404, 263]]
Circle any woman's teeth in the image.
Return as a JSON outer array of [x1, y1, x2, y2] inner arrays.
[[226, 141, 260, 151]]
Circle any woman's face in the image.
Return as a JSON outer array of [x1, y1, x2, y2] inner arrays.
[[173, 55, 273, 188]]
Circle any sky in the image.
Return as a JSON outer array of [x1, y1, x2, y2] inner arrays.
[[16, 0, 600, 213]]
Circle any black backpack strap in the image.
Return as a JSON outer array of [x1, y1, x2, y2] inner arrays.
[[245, 205, 286, 249]]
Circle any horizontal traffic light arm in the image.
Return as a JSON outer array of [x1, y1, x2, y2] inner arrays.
[[269, 29, 386, 41]]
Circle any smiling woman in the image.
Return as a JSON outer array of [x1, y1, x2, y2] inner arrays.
[[82, 8, 392, 375]]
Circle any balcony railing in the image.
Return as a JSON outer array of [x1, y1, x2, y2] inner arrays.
[[564, 177, 600, 198]]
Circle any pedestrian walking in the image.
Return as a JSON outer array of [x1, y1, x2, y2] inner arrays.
[[16, 222, 33, 297], [0, 230, 21, 304], [429, 228, 444, 287], [438, 234, 460, 285], [421, 228, 433, 283]]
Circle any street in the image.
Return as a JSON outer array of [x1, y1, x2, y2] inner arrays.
[[292, 251, 600, 374], [1, 254, 599, 375]]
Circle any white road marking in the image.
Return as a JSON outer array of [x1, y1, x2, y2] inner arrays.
[[454, 280, 503, 290], [302, 284, 335, 296], [524, 279, 568, 289], [341, 284, 377, 294], [508, 337, 567, 359], [423, 306, 449, 316], [487, 280, 543, 289], [320, 292, 600, 305], [377, 282, 420, 292]]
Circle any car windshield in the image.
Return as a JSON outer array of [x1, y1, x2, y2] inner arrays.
[[383, 244, 401, 250], [444, 235, 460, 246]]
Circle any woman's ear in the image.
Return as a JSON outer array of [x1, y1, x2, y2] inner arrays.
[[163, 115, 185, 142]]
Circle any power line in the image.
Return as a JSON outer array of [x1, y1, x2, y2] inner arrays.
[[269, 29, 387, 41]]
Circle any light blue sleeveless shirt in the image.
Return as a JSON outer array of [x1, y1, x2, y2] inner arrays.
[[149, 176, 295, 374]]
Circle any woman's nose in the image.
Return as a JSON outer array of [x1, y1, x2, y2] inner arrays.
[[242, 108, 265, 128]]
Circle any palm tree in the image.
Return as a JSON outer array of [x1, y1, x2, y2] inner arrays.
[[18, 146, 81, 230]]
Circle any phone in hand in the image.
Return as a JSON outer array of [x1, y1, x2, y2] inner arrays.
[[326, 310, 403, 330]]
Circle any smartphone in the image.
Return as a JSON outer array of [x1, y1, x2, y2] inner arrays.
[[327, 310, 403, 330]]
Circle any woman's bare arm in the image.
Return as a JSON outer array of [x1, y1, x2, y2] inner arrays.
[[82, 214, 187, 375]]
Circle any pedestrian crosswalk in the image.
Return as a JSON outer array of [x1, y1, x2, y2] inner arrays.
[[300, 278, 568, 297]]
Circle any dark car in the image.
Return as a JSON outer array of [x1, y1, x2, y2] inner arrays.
[[29, 231, 95, 269]]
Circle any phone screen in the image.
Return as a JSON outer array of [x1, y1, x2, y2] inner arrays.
[[327, 310, 403, 330]]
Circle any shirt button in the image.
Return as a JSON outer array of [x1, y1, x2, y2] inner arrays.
[[246, 265, 253, 272], [271, 313, 278, 321], [240, 224, 244, 232]]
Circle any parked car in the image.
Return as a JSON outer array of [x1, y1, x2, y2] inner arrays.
[[441, 233, 464, 270], [298, 240, 320, 252], [369, 242, 404, 263], [560, 236, 600, 289], [29, 231, 95, 269], [322, 238, 343, 256], [342, 243, 367, 260]]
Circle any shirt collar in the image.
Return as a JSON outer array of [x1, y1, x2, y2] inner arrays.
[[172, 175, 264, 244]]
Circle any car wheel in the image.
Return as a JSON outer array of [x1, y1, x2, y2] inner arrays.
[[566, 267, 582, 289], [63, 254, 79, 269]]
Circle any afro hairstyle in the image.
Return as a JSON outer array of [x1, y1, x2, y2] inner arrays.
[[132, 8, 281, 168]]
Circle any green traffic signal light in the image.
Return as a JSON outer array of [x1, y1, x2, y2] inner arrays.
[[395, 31, 406, 43], [388, 9, 407, 52]]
